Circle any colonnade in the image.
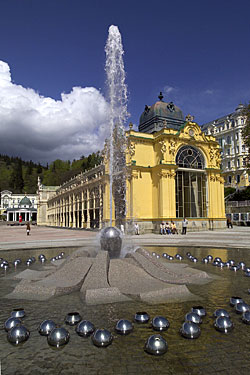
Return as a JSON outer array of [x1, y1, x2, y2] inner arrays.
[[7, 211, 35, 222]]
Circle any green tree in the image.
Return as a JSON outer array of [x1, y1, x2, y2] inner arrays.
[[10, 159, 24, 193]]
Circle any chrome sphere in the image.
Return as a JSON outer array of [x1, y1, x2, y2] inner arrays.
[[207, 255, 213, 261], [41, 257, 46, 263], [39, 320, 56, 336], [144, 334, 168, 355], [175, 254, 181, 259], [202, 258, 209, 264], [192, 257, 198, 263], [13, 259, 20, 267], [38, 254, 45, 259], [185, 312, 202, 324], [65, 312, 82, 326], [51, 257, 56, 262], [242, 311, 250, 324], [213, 309, 230, 318], [180, 321, 201, 339], [235, 302, 250, 314], [76, 320, 95, 337], [230, 265, 239, 272], [228, 260, 235, 266], [214, 316, 233, 333], [213, 261, 219, 266], [31, 257, 36, 262], [238, 261, 246, 269], [152, 316, 170, 331], [47, 327, 70, 348], [230, 296, 243, 306], [156, 254, 160, 259], [3, 264, 9, 270], [245, 267, 250, 273], [244, 271, 250, 277], [162, 253, 168, 258], [7, 325, 30, 345], [178, 255, 183, 260], [134, 311, 150, 323], [92, 329, 113, 347], [169, 256, 174, 261], [191, 306, 206, 317], [4, 317, 22, 332], [186, 252, 191, 257], [26, 260, 31, 266], [214, 257, 221, 262], [115, 319, 134, 335], [152, 252, 156, 256], [226, 261, 231, 267], [100, 226, 122, 259], [60, 252, 65, 257], [11, 308, 25, 318], [219, 262, 226, 268], [2, 260, 9, 266]]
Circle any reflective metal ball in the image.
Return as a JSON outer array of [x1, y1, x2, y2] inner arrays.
[[3, 264, 9, 270], [162, 253, 168, 258], [39, 320, 56, 336], [169, 256, 174, 261], [238, 261, 246, 269], [11, 308, 25, 318], [134, 311, 150, 323], [228, 260, 235, 266], [245, 267, 250, 273], [7, 325, 30, 345], [175, 254, 181, 259], [76, 320, 95, 337], [244, 271, 250, 277], [65, 312, 82, 326], [213, 261, 219, 266], [152, 252, 156, 256], [242, 311, 250, 324], [100, 226, 122, 259], [152, 316, 170, 331], [185, 312, 202, 324], [92, 329, 113, 347], [230, 265, 239, 272], [47, 327, 70, 347], [202, 258, 209, 264], [26, 260, 31, 266], [219, 262, 226, 268], [214, 257, 221, 262], [180, 321, 201, 339], [230, 296, 243, 307], [60, 252, 65, 257], [192, 257, 198, 263], [191, 306, 206, 317], [4, 317, 22, 332], [115, 319, 134, 335], [213, 309, 230, 318], [186, 252, 191, 257], [207, 255, 213, 261], [144, 334, 168, 355], [214, 316, 233, 333], [156, 254, 160, 259], [235, 302, 250, 314]]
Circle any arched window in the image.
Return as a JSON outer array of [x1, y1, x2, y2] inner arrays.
[[176, 145, 205, 169], [175, 146, 206, 218]]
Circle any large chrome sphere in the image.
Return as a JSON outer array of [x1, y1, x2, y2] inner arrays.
[[213, 309, 230, 318], [65, 312, 82, 326], [11, 308, 25, 318], [115, 319, 134, 335], [169, 256, 174, 261], [214, 316, 233, 333], [162, 253, 168, 258], [219, 262, 226, 268], [152, 316, 170, 332], [144, 334, 168, 355], [180, 322, 201, 339], [134, 311, 150, 324], [39, 320, 56, 336], [92, 329, 113, 347], [4, 317, 22, 332], [230, 265, 240, 272], [191, 306, 206, 317], [13, 259, 21, 267], [230, 296, 243, 307], [185, 312, 202, 324], [235, 302, 250, 314], [31, 257, 36, 262], [207, 255, 213, 261], [26, 260, 31, 267], [228, 260, 235, 266], [238, 261, 246, 269], [100, 226, 122, 259], [245, 267, 250, 273], [7, 325, 30, 345], [47, 327, 70, 347], [214, 257, 221, 263], [202, 258, 209, 264], [242, 311, 250, 324], [244, 271, 250, 277], [76, 320, 95, 337], [156, 254, 160, 259]]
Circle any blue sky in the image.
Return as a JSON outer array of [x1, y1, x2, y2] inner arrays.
[[0, 0, 250, 163]]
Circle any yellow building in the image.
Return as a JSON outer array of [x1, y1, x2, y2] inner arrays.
[[40, 94, 226, 232]]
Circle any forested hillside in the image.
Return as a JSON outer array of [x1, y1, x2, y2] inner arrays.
[[0, 152, 102, 194]]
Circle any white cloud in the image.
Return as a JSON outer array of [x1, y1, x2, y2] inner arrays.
[[0, 60, 110, 163], [203, 89, 214, 95], [163, 85, 176, 94]]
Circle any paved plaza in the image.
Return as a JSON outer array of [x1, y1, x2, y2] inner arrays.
[[0, 224, 249, 251]]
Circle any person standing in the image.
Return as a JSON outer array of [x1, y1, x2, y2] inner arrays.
[[26, 222, 31, 236], [182, 217, 188, 235], [120, 224, 125, 235], [135, 223, 139, 235]]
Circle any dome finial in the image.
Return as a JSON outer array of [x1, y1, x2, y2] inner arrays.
[[158, 92, 164, 101]]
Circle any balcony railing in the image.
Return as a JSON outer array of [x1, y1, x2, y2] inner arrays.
[[226, 200, 250, 207]]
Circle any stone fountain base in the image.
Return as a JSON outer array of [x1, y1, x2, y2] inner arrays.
[[5, 248, 212, 304]]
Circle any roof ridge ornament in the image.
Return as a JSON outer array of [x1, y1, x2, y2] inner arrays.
[[158, 92, 164, 101]]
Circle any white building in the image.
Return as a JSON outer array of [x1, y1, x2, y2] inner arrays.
[[202, 104, 249, 188], [0, 190, 37, 223]]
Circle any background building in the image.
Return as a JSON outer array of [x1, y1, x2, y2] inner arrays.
[[202, 104, 249, 188], [0, 190, 37, 223], [38, 94, 226, 232]]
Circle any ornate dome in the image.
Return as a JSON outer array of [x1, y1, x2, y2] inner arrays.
[[139, 92, 185, 133], [19, 196, 32, 207]]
